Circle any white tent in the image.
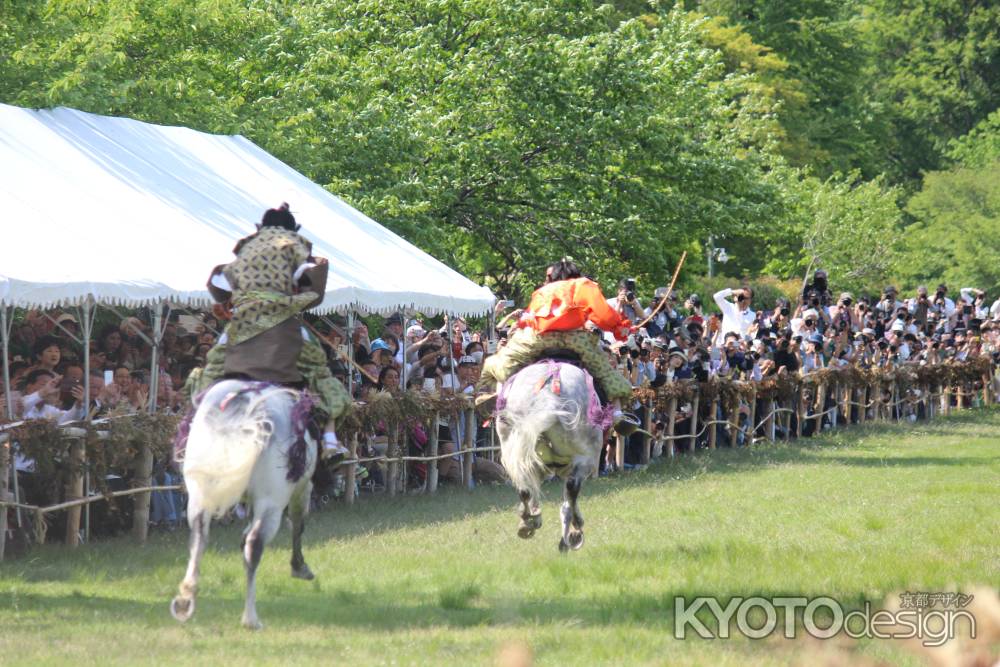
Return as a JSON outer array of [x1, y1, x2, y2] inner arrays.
[[0, 104, 495, 316]]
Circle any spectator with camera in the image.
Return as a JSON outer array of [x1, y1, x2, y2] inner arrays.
[[644, 288, 681, 337], [802, 269, 833, 310], [712, 286, 756, 345], [20, 369, 86, 423], [610, 278, 644, 323], [828, 293, 856, 333]]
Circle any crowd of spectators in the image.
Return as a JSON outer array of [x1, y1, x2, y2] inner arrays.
[[4, 269, 1000, 526], [503, 272, 999, 464]]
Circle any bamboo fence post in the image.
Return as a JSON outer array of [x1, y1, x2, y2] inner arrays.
[[795, 389, 804, 439], [748, 387, 757, 444], [387, 426, 399, 497], [781, 395, 790, 442], [462, 407, 475, 490], [64, 438, 85, 546], [0, 437, 8, 560], [641, 399, 653, 464], [707, 397, 718, 450], [615, 434, 625, 470], [728, 398, 739, 447], [859, 386, 868, 424], [666, 397, 677, 459], [768, 400, 776, 442], [943, 385, 951, 415], [811, 383, 824, 435], [688, 393, 700, 451], [830, 382, 844, 428], [427, 412, 440, 494], [131, 442, 153, 544], [345, 433, 358, 504]]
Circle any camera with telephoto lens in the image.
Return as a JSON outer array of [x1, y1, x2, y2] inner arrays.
[[623, 278, 637, 302]]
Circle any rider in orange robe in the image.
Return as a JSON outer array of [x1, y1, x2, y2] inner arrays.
[[481, 259, 637, 433]]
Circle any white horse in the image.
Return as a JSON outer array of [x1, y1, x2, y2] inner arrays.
[[169, 379, 318, 630], [495, 360, 611, 552]]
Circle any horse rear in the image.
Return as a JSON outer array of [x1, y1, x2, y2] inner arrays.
[[495, 361, 608, 552], [170, 380, 318, 629]]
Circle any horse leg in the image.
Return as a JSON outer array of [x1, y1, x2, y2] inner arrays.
[[559, 462, 587, 552], [170, 504, 210, 623], [241, 505, 281, 630], [289, 479, 314, 581], [517, 488, 542, 539]]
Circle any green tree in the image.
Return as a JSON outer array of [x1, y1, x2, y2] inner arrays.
[[900, 163, 1000, 293], [865, 0, 1000, 181], [683, 0, 888, 178], [946, 108, 1000, 168], [1, 1, 789, 299], [760, 171, 902, 294]]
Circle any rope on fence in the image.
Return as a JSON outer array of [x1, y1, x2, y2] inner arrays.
[[2, 362, 994, 556]]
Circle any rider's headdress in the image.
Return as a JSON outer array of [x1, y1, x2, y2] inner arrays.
[[260, 203, 300, 232]]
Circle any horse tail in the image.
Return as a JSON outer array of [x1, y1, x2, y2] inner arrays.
[[182, 381, 294, 518], [499, 389, 585, 500]]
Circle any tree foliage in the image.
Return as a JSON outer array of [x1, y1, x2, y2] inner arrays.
[[3, 0, 996, 297]]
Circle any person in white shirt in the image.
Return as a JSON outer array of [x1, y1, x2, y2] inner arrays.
[[20, 369, 86, 424], [713, 287, 756, 346], [958, 287, 989, 319], [931, 283, 957, 328]]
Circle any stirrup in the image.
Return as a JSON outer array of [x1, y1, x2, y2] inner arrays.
[[475, 392, 497, 410], [613, 412, 641, 436], [322, 441, 349, 461]]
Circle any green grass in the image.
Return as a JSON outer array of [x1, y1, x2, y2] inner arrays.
[[2, 410, 999, 666]]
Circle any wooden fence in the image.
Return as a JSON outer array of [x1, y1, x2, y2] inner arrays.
[[2, 359, 996, 560]]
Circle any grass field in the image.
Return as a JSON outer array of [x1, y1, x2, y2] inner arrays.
[[1, 410, 998, 666]]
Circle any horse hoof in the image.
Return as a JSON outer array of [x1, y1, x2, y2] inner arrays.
[[242, 617, 263, 631], [170, 596, 195, 623], [291, 565, 315, 581], [567, 530, 584, 551], [558, 538, 569, 553], [517, 525, 536, 539]]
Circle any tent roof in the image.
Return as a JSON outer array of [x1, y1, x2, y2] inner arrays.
[[0, 104, 494, 316]]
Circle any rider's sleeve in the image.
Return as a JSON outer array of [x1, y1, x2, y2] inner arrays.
[[579, 280, 628, 338], [298, 260, 329, 310], [206, 264, 232, 303]]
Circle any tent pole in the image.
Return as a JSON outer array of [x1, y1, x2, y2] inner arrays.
[[77, 299, 94, 422], [400, 309, 408, 388], [1, 305, 13, 420], [1, 305, 11, 559], [78, 299, 96, 544], [347, 311, 355, 398], [148, 304, 165, 414]]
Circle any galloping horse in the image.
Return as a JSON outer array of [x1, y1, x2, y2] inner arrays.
[[170, 379, 318, 629], [495, 358, 614, 552]]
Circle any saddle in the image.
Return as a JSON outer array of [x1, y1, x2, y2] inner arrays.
[[220, 373, 326, 447], [534, 349, 607, 405]]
